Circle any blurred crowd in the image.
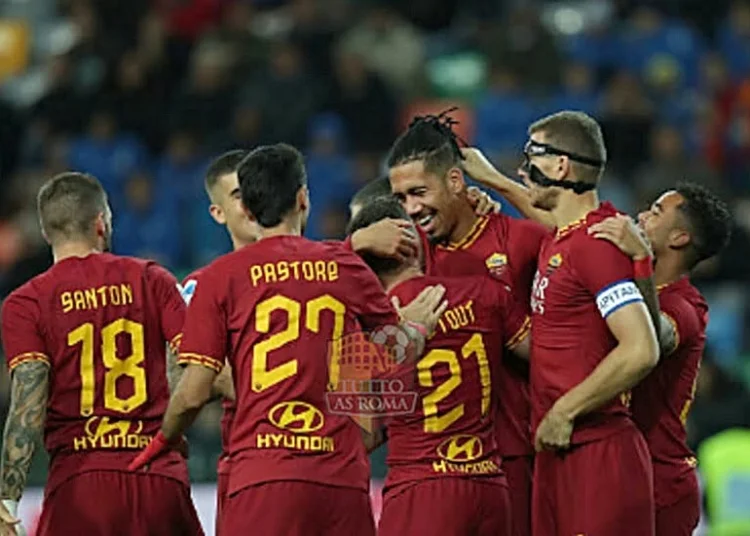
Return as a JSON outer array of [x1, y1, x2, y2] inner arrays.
[[0, 0, 749, 482]]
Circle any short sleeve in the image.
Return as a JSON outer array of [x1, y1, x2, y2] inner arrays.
[[177, 268, 226, 373], [571, 236, 644, 319], [507, 217, 548, 277], [337, 250, 400, 332], [1, 291, 50, 371], [660, 293, 701, 354], [490, 282, 530, 350], [146, 263, 186, 352]]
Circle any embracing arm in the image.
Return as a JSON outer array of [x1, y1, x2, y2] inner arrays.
[[0, 361, 49, 501], [461, 148, 556, 229], [551, 302, 658, 422]]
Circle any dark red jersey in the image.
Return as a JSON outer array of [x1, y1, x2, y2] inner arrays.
[[383, 274, 529, 490], [530, 202, 645, 444], [430, 213, 548, 457], [177, 235, 400, 495], [180, 268, 234, 475], [0, 253, 189, 495], [631, 277, 707, 507]]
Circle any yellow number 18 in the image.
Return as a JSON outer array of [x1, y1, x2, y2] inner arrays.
[[67, 318, 147, 416]]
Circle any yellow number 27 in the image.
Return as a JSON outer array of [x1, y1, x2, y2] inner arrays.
[[67, 318, 147, 417]]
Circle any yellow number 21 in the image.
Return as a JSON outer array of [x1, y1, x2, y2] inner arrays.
[[67, 318, 147, 417], [418, 333, 491, 433]]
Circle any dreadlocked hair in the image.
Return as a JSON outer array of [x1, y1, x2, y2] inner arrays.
[[387, 108, 466, 176]]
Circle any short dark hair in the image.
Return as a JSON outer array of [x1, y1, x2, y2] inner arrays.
[[347, 196, 412, 275], [387, 110, 464, 177], [674, 182, 732, 267], [528, 110, 607, 184], [205, 149, 247, 194], [350, 176, 391, 209], [37, 172, 108, 242], [237, 143, 307, 227]]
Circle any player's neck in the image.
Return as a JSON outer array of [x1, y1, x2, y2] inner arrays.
[[258, 218, 302, 240], [52, 241, 101, 264], [381, 265, 423, 293], [551, 191, 599, 229], [230, 235, 251, 251], [448, 200, 480, 244], [653, 251, 688, 288]]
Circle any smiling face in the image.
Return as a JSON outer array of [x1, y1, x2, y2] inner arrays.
[[637, 190, 690, 257], [208, 171, 260, 247], [389, 159, 462, 243]]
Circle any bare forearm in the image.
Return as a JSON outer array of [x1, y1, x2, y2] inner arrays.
[[470, 169, 555, 229], [361, 426, 387, 453], [161, 390, 203, 442], [1, 363, 48, 501], [166, 347, 184, 393], [211, 365, 235, 401], [554, 343, 655, 421], [634, 277, 661, 341]]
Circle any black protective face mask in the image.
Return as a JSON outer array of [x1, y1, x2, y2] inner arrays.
[[522, 140, 602, 195]]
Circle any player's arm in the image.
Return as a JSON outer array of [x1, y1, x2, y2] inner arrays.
[[361, 427, 387, 453], [461, 148, 556, 229], [0, 294, 50, 518], [535, 241, 659, 451], [589, 215, 678, 354], [348, 218, 419, 263], [129, 271, 226, 471], [1, 362, 49, 501]]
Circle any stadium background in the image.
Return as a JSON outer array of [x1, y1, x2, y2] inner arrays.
[[0, 0, 749, 533]]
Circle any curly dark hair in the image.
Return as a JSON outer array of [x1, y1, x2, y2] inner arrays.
[[675, 182, 732, 267], [386, 108, 465, 176]]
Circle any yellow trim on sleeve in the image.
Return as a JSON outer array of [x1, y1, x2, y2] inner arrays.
[[177, 352, 223, 373], [506, 316, 531, 350], [8, 352, 51, 371]]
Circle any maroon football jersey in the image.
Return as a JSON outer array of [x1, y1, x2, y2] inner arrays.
[[178, 235, 400, 495], [530, 202, 645, 444], [180, 268, 234, 474], [383, 274, 529, 490], [430, 213, 548, 457], [631, 277, 707, 507], [0, 253, 189, 496]]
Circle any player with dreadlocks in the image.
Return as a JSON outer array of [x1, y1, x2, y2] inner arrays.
[[352, 109, 547, 536]]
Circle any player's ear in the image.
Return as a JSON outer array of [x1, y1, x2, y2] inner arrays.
[[669, 228, 691, 249], [557, 155, 571, 180], [446, 167, 465, 195], [209, 204, 226, 225], [94, 211, 107, 239], [297, 186, 309, 212]]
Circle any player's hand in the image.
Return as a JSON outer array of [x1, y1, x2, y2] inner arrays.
[[392, 285, 449, 337], [0, 500, 22, 536], [467, 186, 501, 216], [351, 219, 418, 262], [588, 214, 652, 261], [534, 406, 574, 452], [461, 147, 500, 184]]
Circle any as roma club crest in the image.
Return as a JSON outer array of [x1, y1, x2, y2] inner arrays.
[[545, 253, 563, 275], [485, 253, 508, 280]]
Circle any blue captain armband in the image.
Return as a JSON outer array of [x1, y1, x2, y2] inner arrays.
[[596, 280, 643, 319]]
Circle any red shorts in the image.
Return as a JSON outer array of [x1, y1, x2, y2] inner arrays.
[[222, 481, 374, 536], [37, 470, 203, 536], [656, 478, 700, 536], [215, 471, 230, 536], [533, 427, 654, 536], [378, 478, 510, 536], [502, 455, 532, 536]]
